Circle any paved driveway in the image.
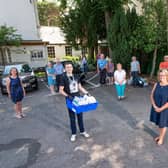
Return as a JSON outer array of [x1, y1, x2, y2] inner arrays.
[[0, 79, 168, 168]]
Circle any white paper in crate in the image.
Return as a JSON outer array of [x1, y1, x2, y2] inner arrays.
[[72, 95, 97, 106]]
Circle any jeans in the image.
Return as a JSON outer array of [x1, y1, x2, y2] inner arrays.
[[56, 74, 62, 91], [131, 71, 139, 86], [99, 68, 106, 84], [68, 109, 85, 135], [115, 84, 126, 97]]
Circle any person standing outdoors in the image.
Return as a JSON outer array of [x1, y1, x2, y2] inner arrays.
[[114, 63, 126, 100], [80, 55, 88, 73], [150, 69, 168, 145], [54, 58, 64, 92], [97, 53, 107, 85], [159, 55, 168, 70], [130, 56, 141, 87], [59, 62, 90, 142], [107, 58, 114, 85], [6, 67, 26, 119], [46, 61, 56, 95]]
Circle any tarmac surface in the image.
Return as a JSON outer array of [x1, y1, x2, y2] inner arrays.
[[0, 76, 168, 168]]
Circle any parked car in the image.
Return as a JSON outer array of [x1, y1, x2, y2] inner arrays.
[[0, 65, 4, 77], [0, 62, 38, 95]]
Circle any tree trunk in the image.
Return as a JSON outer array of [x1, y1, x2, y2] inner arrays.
[[94, 42, 98, 60], [104, 11, 113, 58], [88, 47, 94, 61], [150, 46, 158, 79]]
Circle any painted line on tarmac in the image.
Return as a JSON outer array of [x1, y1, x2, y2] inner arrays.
[[44, 93, 60, 97], [41, 74, 100, 92], [85, 80, 100, 88], [24, 95, 34, 99], [86, 73, 99, 82]]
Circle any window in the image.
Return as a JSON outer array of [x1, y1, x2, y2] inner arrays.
[[81, 47, 88, 56], [31, 51, 43, 60], [47, 46, 55, 58], [65, 46, 72, 56]]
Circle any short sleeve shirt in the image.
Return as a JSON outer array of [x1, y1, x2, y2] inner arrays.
[[97, 59, 107, 70], [131, 61, 139, 72], [159, 62, 168, 69], [60, 73, 80, 96], [53, 63, 64, 75], [114, 70, 126, 85]]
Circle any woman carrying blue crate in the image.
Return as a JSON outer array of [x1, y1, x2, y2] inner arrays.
[[59, 62, 90, 142]]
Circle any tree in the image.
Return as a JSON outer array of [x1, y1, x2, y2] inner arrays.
[[0, 25, 22, 65], [108, 8, 130, 68], [37, 0, 60, 26], [140, 0, 167, 77], [98, 0, 130, 58], [59, 0, 106, 60]]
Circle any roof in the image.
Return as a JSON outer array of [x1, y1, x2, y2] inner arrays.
[[40, 26, 66, 44]]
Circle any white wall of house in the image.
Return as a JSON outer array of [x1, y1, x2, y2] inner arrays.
[[53, 45, 81, 58], [54, 45, 65, 58], [72, 48, 82, 56], [10, 45, 48, 68], [0, 0, 40, 40]]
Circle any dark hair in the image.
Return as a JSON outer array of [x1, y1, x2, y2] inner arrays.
[[64, 61, 73, 67], [9, 67, 19, 76]]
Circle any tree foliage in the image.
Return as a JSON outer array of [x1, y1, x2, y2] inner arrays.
[[0, 25, 22, 46], [108, 8, 130, 67], [59, 0, 106, 59], [37, 0, 60, 26], [0, 25, 22, 65]]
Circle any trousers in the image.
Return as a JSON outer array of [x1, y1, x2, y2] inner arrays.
[[115, 84, 126, 97], [68, 109, 85, 135]]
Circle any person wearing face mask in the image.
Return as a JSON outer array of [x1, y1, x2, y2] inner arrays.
[[59, 62, 90, 142]]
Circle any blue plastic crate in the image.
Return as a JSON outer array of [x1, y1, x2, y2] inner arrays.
[[66, 98, 98, 114]]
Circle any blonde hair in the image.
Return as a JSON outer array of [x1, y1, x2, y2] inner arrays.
[[157, 69, 168, 82]]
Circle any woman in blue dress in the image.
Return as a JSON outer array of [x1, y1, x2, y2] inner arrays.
[[46, 61, 56, 94], [150, 69, 168, 145], [6, 67, 26, 119]]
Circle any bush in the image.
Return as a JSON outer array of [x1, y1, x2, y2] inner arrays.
[[62, 55, 80, 63], [88, 63, 96, 71]]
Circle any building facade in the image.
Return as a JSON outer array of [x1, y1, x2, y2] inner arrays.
[[40, 26, 87, 61], [0, 0, 48, 67]]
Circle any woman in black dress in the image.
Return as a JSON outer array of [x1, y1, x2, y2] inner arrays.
[[150, 69, 168, 145], [6, 67, 26, 119]]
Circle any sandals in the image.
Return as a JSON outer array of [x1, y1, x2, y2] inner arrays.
[[154, 137, 160, 142], [154, 137, 163, 145], [15, 113, 25, 119], [15, 114, 22, 119]]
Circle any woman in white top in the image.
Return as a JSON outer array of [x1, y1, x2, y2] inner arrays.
[[114, 63, 126, 100]]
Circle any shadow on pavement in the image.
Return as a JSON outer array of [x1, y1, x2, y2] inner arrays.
[[0, 138, 41, 168]]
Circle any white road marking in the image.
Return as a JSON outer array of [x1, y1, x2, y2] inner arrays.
[[86, 73, 99, 82]]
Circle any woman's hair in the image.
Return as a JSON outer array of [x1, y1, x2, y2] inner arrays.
[[157, 69, 168, 81], [117, 63, 122, 68], [9, 67, 19, 76], [48, 61, 53, 67]]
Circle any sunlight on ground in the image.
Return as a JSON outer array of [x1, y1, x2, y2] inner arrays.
[[0, 109, 5, 113], [16, 144, 29, 154], [75, 139, 125, 168], [74, 136, 154, 168], [46, 147, 55, 154], [22, 106, 32, 113]]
